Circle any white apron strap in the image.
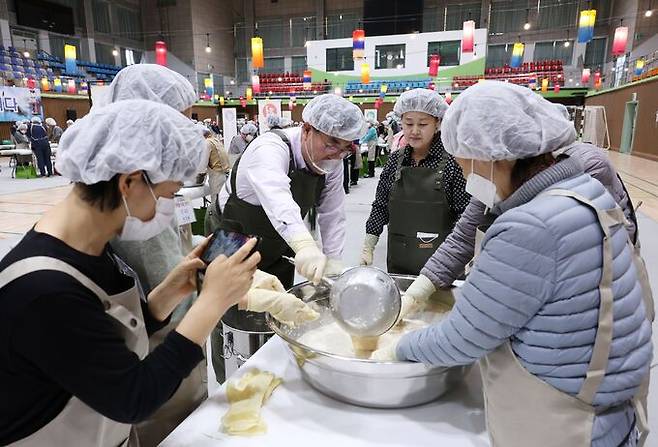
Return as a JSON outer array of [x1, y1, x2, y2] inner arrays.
[[0, 256, 110, 301], [542, 189, 619, 405]]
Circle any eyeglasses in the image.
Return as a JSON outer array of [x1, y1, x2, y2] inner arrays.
[[314, 129, 354, 158]]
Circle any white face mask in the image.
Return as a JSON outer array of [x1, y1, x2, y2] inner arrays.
[[244, 134, 254, 142], [465, 160, 501, 210], [119, 175, 176, 241], [303, 132, 338, 175]]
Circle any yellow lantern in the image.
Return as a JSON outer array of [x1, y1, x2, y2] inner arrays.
[[541, 78, 548, 93], [246, 87, 253, 101], [219, 96, 225, 106], [251, 37, 264, 68], [361, 63, 370, 84]]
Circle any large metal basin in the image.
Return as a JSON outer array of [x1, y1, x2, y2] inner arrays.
[[267, 274, 470, 409]]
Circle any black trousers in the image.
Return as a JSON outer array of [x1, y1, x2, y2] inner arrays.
[[33, 145, 52, 176], [342, 158, 350, 193], [349, 154, 359, 185]]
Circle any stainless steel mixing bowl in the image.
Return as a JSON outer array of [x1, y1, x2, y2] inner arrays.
[[267, 274, 470, 409]]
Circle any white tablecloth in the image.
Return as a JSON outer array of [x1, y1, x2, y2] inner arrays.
[[162, 336, 490, 447]]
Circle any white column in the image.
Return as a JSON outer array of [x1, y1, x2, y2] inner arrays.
[[38, 30, 51, 54], [523, 42, 535, 63], [284, 56, 292, 73], [0, 19, 11, 48], [87, 37, 96, 63]]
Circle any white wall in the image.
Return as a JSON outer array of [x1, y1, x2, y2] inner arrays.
[[306, 29, 487, 77]]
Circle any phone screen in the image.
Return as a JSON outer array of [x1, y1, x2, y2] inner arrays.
[[201, 229, 254, 264]]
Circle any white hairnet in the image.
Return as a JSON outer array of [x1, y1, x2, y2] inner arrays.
[[18, 123, 27, 131], [393, 88, 448, 119], [302, 94, 367, 141], [280, 117, 293, 128], [98, 64, 197, 112], [56, 99, 206, 184], [66, 119, 74, 125], [441, 81, 577, 161], [240, 123, 257, 135], [203, 118, 211, 123], [266, 114, 281, 128], [45, 117, 57, 126], [31, 116, 42, 123], [553, 103, 569, 120]]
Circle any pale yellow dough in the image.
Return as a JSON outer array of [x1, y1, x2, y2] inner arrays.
[[221, 368, 283, 436]]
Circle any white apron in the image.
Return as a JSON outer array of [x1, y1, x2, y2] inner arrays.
[[474, 190, 653, 447], [2, 256, 149, 447]]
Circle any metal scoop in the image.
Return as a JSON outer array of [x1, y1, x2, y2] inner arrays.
[[283, 257, 401, 337]]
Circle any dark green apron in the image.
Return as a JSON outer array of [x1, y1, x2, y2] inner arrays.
[[217, 129, 325, 289], [386, 147, 457, 275]]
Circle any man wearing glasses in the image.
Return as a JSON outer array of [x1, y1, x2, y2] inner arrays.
[[212, 94, 367, 288]]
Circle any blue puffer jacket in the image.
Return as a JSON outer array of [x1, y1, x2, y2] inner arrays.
[[397, 158, 653, 447]]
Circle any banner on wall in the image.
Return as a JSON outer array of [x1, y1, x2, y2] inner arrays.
[[258, 99, 281, 132], [222, 107, 237, 146], [363, 109, 377, 123], [282, 110, 292, 120], [0, 87, 43, 122]]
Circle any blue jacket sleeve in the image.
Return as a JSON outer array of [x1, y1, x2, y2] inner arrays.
[[397, 209, 557, 365]]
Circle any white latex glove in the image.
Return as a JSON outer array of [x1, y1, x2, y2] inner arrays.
[[245, 288, 319, 326], [251, 269, 285, 292], [370, 343, 398, 361], [360, 234, 379, 266], [397, 274, 436, 323], [324, 258, 344, 276], [289, 233, 327, 285]]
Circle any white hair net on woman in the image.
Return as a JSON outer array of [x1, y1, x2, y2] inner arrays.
[[45, 117, 57, 126], [96, 64, 197, 112], [240, 123, 258, 135], [441, 81, 577, 161], [266, 114, 281, 128], [302, 94, 367, 141], [56, 99, 206, 184], [393, 88, 448, 119], [31, 116, 42, 123]]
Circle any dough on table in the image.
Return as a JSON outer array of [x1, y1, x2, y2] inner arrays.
[[221, 368, 282, 436]]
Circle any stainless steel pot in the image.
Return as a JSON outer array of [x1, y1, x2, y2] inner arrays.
[[267, 274, 470, 409], [221, 306, 273, 379]]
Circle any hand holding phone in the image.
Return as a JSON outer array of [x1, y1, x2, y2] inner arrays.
[[200, 229, 260, 265]]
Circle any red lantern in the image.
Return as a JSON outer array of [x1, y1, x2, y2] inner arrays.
[[428, 82, 435, 91], [594, 71, 602, 90], [352, 29, 365, 60], [611, 26, 628, 56], [67, 79, 76, 94], [581, 68, 591, 84], [374, 98, 381, 109], [428, 54, 440, 77], [155, 41, 167, 66], [252, 75, 260, 94], [554, 83, 560, 93], [462, 20, 475, 53], [240, 96, 247, 107], [26, 78, 36, 89]]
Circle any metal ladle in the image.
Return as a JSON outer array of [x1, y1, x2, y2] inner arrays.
[[283, 257, 401, 337]]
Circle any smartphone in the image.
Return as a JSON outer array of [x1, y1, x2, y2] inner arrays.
[[200, 229, 259, 265]]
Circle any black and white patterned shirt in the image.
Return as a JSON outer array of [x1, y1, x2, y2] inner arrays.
[[365, 133, 471, 237]]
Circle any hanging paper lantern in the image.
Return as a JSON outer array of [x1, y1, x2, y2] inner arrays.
[[541, 78, 548, 93], [246, 87, 253, 101], [428, 82, 435, 90], [155, 41, 167, 66], [67, 79, 76, 94], [594, 71, 601, 89], [577, 10, 596, 43], [528, 77, 537, 90], [361, 63, 370, 84], [219, 96, 225, 106], [635, 59, 645, 76], [445, 92, 452, 104], [240, 96, 247, 107], [53, 77, 62, 93], [510, 43, 524, 68], [204, 77, 213, 99], [374, 99, 381, 109], [611, 26, 628, 56], [40, 77, 50, 91], [352, 29, 365, 60], [462, 20, 475, 53], [348, 95, 354, 102], [581, 68, 591, 84], [64, 44, 77, 74], [428, 54, 440, 77], [554, 83, 560, 93], [79, 81, 88, 95], [251, 37, 264, 68], [251, 74, 261, 94], [303, 70, 312, 90], [26, 78, 36, 89]]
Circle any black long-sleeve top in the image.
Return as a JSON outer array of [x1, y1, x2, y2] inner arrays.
[[0, 229, 204, 445]]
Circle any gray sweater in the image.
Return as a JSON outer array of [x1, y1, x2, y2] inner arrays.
[[421, 143, 637, 288]]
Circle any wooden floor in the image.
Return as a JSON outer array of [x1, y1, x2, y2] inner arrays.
[[0, 151, 657, 239]]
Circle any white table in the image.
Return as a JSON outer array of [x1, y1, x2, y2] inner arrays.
[[162, 336, 490, 447]]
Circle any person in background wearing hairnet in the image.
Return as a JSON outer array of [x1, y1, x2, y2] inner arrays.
[[266, 114, 282, 130], [360, 88, 469, 275], [27, 116, 53, 177], [65, 119, 74, 130], [397, 103, 642, 326], [45, 117, 63, 144], [211, 94, 367, 288], [360, 120, 378, 178], [372, 81, 653, 447], [228, 122, 257, 167]]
